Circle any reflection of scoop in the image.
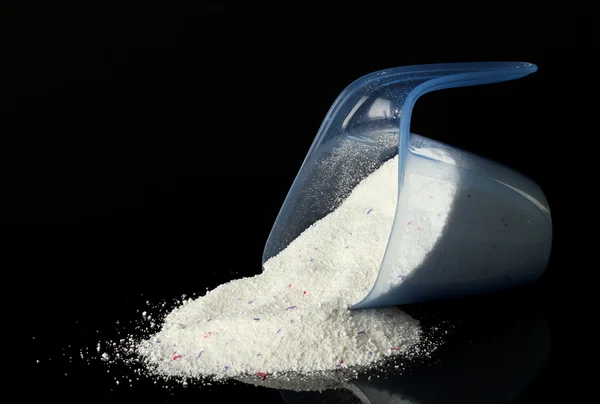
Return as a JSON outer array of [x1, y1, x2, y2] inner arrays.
[[279, 299, 550, 403], [263, 62, 552, 308]]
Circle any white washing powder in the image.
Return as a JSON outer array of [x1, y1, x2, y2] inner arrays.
[[124, 154, 457, 381], [389, 172, 458, 284]]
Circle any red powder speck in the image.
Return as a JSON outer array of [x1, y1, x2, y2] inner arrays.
[[257, 371, 267, 380], [303, 291, 307, 295]]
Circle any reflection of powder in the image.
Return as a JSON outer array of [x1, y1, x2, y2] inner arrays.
[[132, 156, 421, 379], [344, 382, 417, 404]]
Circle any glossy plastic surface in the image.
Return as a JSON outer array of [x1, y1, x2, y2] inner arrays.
[[263, 62, 552, 308]]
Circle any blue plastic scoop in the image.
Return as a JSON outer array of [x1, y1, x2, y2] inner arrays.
[[262, 62, 552, 309]]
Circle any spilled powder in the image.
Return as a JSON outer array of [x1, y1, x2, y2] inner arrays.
[[103, 154, 456, 383]]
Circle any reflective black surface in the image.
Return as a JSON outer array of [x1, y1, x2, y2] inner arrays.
[[280, 289, 550, 403]]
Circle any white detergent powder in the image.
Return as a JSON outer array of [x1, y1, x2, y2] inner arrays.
[[123, 155, 457, 381], [389, 173, 457, 284]]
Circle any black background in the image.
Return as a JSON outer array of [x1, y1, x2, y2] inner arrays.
[[3, 4, 589, 402]]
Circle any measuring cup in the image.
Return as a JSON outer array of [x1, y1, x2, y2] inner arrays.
[[262, 62, 552, 309]]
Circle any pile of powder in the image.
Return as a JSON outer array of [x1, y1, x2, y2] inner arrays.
[[390, 172, 458, 284], [128, 154, 454, 380]]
